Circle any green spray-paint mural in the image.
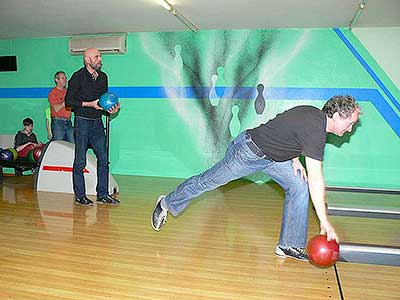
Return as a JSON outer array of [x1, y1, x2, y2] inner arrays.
[[136, 29, 327, 184], [0, 28, 399, 189]]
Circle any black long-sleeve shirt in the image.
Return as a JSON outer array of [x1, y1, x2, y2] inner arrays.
[[65, 67, 108, 119]]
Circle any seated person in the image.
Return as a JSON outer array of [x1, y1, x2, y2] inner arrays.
[[14, 118, 42, 157]]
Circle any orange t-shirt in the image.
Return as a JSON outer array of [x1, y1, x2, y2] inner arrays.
[[48, 87, 71, 119]]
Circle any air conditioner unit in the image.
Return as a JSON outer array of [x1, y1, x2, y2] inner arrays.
[[69, 34, 126, 55]]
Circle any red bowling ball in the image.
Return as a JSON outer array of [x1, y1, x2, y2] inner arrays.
[[307, 234, 340, 268], [33, 146, 43, 162], [17, 143, 36, 158]]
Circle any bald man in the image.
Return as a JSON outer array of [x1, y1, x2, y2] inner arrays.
[[65, 48, 120, 206]]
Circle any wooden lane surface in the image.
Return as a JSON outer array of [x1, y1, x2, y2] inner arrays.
[[1, 174, 341, 299], [327, 189, 399, 246], [331, 214, 400, 300], [327, 190, 400, 299], [335, 262, 400, 300], [326, 190, 400, 212]]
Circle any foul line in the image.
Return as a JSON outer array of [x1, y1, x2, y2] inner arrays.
[[334, 264, 345, 300]]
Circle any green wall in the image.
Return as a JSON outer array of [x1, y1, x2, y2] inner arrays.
[[0, 28, 399, 189]]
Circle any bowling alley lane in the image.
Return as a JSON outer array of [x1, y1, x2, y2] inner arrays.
[[1, 175, 399, 299], [334, 262, 400, 300], [327, 190, 400, 299]]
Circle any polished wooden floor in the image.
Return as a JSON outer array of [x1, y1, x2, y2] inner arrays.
[[0, 174, 399, 300]]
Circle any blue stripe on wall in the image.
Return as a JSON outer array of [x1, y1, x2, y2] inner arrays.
[[0, 87, 52, 98], [0, 86, 399, 137], [333, 28, 400, 112], [0, 86, 389, 100]]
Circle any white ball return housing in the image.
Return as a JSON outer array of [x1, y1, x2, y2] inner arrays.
[[34, 141, 118, 195]]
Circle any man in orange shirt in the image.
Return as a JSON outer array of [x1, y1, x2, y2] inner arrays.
[[48, 71, 74, 143]]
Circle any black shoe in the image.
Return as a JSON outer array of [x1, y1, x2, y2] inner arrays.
[[75, 196, 94, 207], [274, 245, 308, 261], [96, 194, 120, 205], [151, 195, 168, 231]]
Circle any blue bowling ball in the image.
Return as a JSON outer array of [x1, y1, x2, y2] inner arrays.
[[0, 149, 14, 161], [99, 92, 119, 111]]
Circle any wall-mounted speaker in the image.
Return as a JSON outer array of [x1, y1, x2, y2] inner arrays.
[[0, 56, 17, 71]]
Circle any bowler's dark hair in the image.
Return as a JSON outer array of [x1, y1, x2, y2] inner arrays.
[[23, 118, 33, 126], [322, 95, 360, 118], [54, 71, 65, 84]]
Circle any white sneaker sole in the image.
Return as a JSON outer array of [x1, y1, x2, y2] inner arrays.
[[274, 246, 308, 262], [151, 195, 167, 231]]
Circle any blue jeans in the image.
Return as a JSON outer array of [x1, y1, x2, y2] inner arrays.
[[51, 117, 74, 143], [164, 131, 310, 248], [73, 116, 109, 198]]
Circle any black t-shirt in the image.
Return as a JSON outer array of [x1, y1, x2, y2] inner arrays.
[[65, 67, 108, 119], [14, 131, 38, 148], [247, 106, 327, 162]]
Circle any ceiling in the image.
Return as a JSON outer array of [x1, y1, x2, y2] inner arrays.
[[0, 0, 399, 39]]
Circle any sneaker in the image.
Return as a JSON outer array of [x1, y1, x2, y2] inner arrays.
[[274, 245, 308, 261], [96, 194, 120, 205], [75, 196, 94, 207], [151, 195, 168, 231]]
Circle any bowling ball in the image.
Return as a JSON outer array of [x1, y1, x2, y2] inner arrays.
[[17, 143, 36, 158], [27, 149, 36, 163], [307, 234, 339, 268], [0, 149, 14, 161], [33, 146, 43, 162], [99, 92, 118, 111], [8, 148, 18, 161]]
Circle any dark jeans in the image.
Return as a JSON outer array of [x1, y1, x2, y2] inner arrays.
[[73, 116, 108, 198], [51, 117, 74, 143]]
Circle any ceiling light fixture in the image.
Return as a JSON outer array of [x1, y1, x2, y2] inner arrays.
[[159, 0, 172, 11], [160, 0, 198, 32]]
